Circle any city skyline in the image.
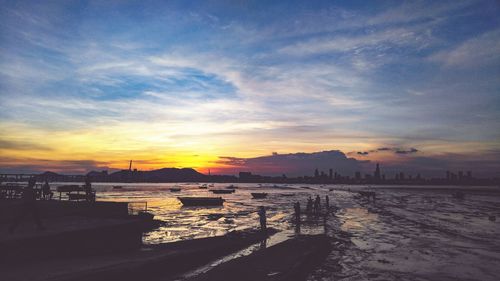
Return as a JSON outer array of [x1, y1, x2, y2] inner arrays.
[[1, 1, 499, 177]]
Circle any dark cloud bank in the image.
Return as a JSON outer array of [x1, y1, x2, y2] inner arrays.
[[217, 150, 367, 177], [218, 150, 500, 178], [356, 147, 419, 156]]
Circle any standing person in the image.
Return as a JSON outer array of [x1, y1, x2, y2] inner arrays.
[[42, 179, 53, 200], [294, 202, 301, 224], [306, 196, 313, 214], [84, 176, 94, 202], [258, 206, 267, 232], [314, 195, 321, 213], [325, 195, 330, 209], [9, 177, 45, 233]]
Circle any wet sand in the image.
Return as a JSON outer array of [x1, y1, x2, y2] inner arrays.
[[309, 187, 500, 281], [95, 183, 500, 281]]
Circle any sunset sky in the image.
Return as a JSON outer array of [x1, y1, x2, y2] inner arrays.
[[1, 1, 499, 177]]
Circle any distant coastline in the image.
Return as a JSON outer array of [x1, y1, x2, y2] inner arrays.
[[1, 168, 499, 186]]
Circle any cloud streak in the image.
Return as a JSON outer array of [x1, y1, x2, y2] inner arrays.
[[0, 1, 498, 175]]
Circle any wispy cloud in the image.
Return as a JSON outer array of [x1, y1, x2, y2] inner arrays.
[[0, 0, 498, 175], [430, 28, 500, 68]]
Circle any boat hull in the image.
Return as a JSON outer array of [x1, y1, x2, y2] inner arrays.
[[251, 192, 268, 199], [178, 197, 224, 206], [210, 189, 235, 194]]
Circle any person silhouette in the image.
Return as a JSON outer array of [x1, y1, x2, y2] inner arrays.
[[306, 196, 313, 214], [84, 176, 94, 202], [314, 195, 321, 214], [42, 179, 53, 200], [9, 177, 45, 233], [258, 206, 267, 232], [294, 202, 301, 225]]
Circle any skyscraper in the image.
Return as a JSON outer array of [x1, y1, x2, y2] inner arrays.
[[374, 163, 381, 180]]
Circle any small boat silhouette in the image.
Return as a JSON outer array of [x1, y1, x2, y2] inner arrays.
[[210, 189, 235, 194], [178, 197, 224, 206], [251, 192, 268, 199]]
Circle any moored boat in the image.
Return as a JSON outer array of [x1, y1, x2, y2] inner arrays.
[[112, 185, 123, 189], [210, 189, 235, 194], [199, 184, 208, 189], [251, 192, 268, 199], [170, 188, 181, 192], [178, 197, 224, 206], [226, 185, 238, 189]]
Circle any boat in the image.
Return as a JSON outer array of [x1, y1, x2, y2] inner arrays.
[[112, 185, 123, 189], [251, 192, 268, 199], [281, 193, 295, 197], [199, 184, 208, 189], [226, 185, 238, 189], [178, 197, 224, 206], [170, 188, 181, 192], [208, 184, 214, 187], [210, 189, 235, 194]]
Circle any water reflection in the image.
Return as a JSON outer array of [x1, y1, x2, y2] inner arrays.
[[340, 207, 378, 232], [92, 183, 500, 281]]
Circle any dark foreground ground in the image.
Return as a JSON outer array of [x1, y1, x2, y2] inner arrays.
[[1, 228, 288, 281]]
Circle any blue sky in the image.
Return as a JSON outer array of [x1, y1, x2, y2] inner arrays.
[[0, 0, 499, 176]]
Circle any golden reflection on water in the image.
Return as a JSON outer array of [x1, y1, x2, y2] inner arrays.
[[148, 198, 182, 211], [341, 207, 378, 231]]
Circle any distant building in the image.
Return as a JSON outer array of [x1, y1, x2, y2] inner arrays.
[[374, 163, 381, 180]]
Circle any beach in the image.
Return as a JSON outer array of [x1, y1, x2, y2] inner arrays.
[[89, 183, 500, 281]]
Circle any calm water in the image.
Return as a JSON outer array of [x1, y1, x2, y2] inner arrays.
[[90, 183, 500, 281]]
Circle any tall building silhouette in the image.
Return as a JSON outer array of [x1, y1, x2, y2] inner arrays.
[[374, 163, 381, 180]]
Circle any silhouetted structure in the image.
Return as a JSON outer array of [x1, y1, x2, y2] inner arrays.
[[374, 163, 381, 181], [9, 177, 45, 233]]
